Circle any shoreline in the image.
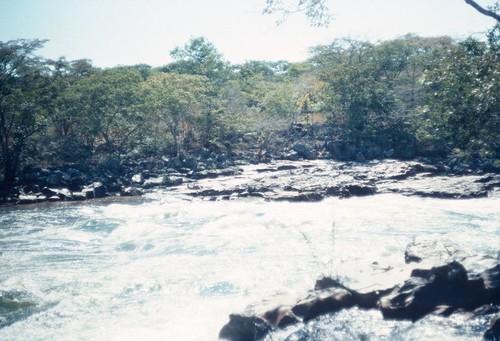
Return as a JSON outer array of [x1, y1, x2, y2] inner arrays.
[[1, 157, 499, 207]]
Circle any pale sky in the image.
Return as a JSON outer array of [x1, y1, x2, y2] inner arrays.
[[0, 0, 498, 67]]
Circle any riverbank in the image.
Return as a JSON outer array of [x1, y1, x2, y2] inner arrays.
[[1, 123, 499, 206], [1, 157, 499, 207]]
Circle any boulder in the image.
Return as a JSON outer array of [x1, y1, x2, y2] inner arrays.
[[293, 144, 309, 157], [91, 182, 107, 198], [219, 314, 271, 341], [291, 288, 355, 321], [379, 261, 494, 321], [484, 314, 500, 341]]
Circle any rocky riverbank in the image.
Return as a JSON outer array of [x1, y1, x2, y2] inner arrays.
[[1, 122, 499, 206], [219, 240, 500, 341], [1, 157, 499, 206]]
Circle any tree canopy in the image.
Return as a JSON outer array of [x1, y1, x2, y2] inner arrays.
[[1, 28, 499, 183]]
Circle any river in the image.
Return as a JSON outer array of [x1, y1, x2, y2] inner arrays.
[[0, 190, 499, 340]]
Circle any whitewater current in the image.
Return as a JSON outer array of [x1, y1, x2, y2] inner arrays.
[[0, 191, 499, 340]]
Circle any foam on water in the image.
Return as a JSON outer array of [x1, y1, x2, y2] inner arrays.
[[0, 194, 499, 340]]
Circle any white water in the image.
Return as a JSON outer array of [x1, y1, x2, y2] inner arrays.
[[0, 192, 499, 340]]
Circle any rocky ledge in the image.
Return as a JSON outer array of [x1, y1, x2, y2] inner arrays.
[[172, 159, 500, 202], [219, 240, 500, 341], [1, 158, 499, 206]]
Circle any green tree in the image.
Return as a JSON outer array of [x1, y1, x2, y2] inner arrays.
[[142, 72, 210, 156], [422, 25, 500, 160], [0, 39, 49, 183], [69, 67, 145, 159], [163, 37, 230, 89]]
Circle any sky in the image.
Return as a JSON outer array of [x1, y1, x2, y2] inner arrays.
[[0, 0, 498, 68]]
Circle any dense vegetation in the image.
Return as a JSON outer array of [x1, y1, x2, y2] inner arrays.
[[1, 26, 499, 184]]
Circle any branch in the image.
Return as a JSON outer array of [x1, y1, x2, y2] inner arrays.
[[465, 0, 500, 21]]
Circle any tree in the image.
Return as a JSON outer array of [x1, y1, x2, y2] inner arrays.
[[162, 37, 230, 89], [142, 72, 210, 156], [263, 0, 500, 25], [263, 0, 331, 26], [0, 39, 49, 183], [422, 25, 500, 160], [69, 67, 145, 158]]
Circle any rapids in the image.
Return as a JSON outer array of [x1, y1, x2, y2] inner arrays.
[[0, 192, 499, 340]]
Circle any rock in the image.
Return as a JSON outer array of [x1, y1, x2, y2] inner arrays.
[[142, 176, 167, 189], [165, 177, 183, 186], [121, 187, 143, 197], [131, 174, 143, 184], [484, 314, 500, 341], [82, 188, 94, 199], [183, 157, 198, 169], [343, 184, 376, 197], [293, 144, 309, 157], [219, 314, 271, 341], [356, 152, 366, 162], [91, 182, 107, 198], [379, 261, 493, 321], [219, 245, 500, 341], [291, 288, 355, 321], [17, 195, 40, 204]]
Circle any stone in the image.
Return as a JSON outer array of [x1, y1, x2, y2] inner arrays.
[[131, 174, 143, 184], [379, 261, 492, 321], [219, 314, 270, 341], [293, 143, 309, 157], [484, 314, 500, 341], [291, 288, 355, 321], [92, 182, 107, 198], [121, 187, 143, 197]]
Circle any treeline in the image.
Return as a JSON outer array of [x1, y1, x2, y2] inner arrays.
[[1, 26, 499, 183]]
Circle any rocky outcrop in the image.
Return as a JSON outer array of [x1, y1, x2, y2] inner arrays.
[[2, 157, 499, 206], [219, 242, 500, 341], [179, 160, 499, 202]]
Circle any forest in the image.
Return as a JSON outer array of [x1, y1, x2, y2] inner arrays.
[[1, 24, 499, 185]]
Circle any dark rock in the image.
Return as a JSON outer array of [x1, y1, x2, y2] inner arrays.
[[82, 188, 94, 199], [343, 184, 376, 197], [356, 152, 366, 162], [91, 182, 107, 198], [291, 288, 354, 321], [379, 261, 494, 321], [484, 314, 500, 341], [219, 314, 271, 341], [276, 192, 324, 202], [293, 144, 309, 157], [121, 187, 143, 197], [183, 157, 198, 169], [277, 165, 298, 171], [165, 177, 183, 186]]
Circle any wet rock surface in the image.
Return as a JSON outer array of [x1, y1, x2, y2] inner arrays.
[[1, 158, 499, 206], [219, 241, 500, 341], [172, 159, 500, 202]]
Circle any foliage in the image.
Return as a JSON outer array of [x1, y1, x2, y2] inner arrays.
[[142, 72, 210, 156], [1, 30, 500, 182], [422, 24, 500, 161], [163, 37, 230, 89], [0, 39, 49, 183]]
